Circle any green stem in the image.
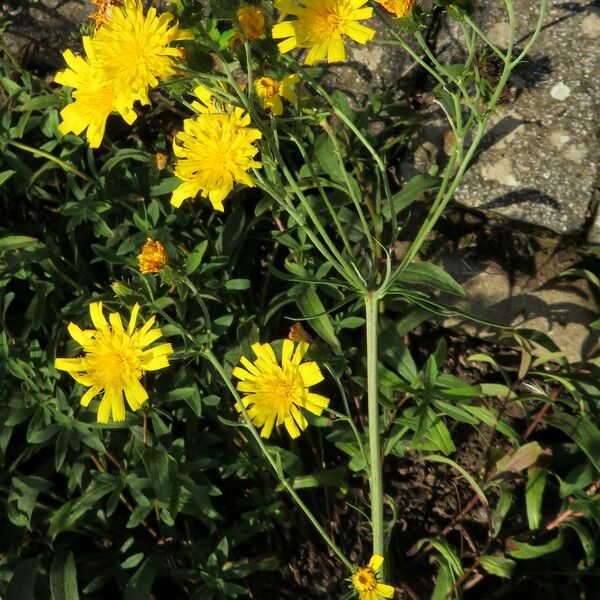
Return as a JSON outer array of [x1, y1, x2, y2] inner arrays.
[[365, 292, 384, 565], [204, 349, 354, 571], [5, 140, 90, 181]]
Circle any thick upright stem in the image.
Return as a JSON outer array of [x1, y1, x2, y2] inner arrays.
[[365, 292, 384, 564]]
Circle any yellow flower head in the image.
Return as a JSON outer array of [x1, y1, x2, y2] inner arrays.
[[55, 0, 191, 148], [237, 5, 266, 40], [232, 340, 330, 439], [352, 555, 395, 600], [272, 0, 376, 65], [170, 87, 262, 212], [55, 302, 173, 423], [54, 40, 125, 148], [92, 0, 193, 110], [255, 74, 300, 116], [137, 238, 168, 274], [374, 0, 416, 18]]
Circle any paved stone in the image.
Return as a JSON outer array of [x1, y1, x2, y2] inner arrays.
[[446, 1, 600, 235], [435, 247, 599, 362], [1, 0, 93, 69]]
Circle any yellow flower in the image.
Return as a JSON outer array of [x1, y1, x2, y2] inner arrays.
[[352, 555, 395, 600], [170, 87, 262, 211], [237, 5, 266, 41], [55, 302, 173, 423], [272, 0, 376, 65], [232, 340, 330, 439], [374, 0, 416, 18], [137, 238, 168, 274], [255, 74, 300, 116], [55, 0, 191, 148], [91, 0, 193, 112], [54, 38, 133, 148]]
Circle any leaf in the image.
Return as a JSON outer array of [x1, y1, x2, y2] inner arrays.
[[185, 240, 208, 275], [384, 174, 440, 217], [123, 553, 163, 600], [431, 562, 455, 600], [0, 235, 42, 252], [296, 286, 340, 346], [50, 552, 80, 600], [142, 447, 170, 502], [416, 538, 462, 577], [0, 169, 16, 186], [563, 521, 596, 567], [6, 558, 39, 600], [314, 133, 345, 182], [479, 555, 516, 579], [289, 466, 346, 490], [495, 442, 543, 475], [396, 261, 466, 297], [525, 467, 547, 530], [545, 411, 600, 473], [508, 532, 563, 559], [423, 455, 488, 506]]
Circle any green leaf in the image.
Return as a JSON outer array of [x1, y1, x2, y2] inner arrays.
[[384, 174, 440, 217], [431, 562, 455, 600], [296, 286, 340, 346], [546, 411, 600, 473], [397, 261, 466, 296], [0, 235, 42, 252], [495, 442, 543, 475], [142, 447, 170, 501], [123, 553, 163, 600], [185, 240, 208, 275], [0, 169, 16, 186], [479, 555, 516, 579], [416, 538, 462, 576], [525, 467, 547, 530], [314, 133, 345, 182], [289, 466, 346, 490], [6, 558, 39, 600], [50, 552, 80, 600], [563, 521, 596, 567], [508, 532, 563, 559], [423, 455, 488, 506]]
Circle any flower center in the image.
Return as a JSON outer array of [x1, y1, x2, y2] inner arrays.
[[256, 77, 279, 100], [88, 333, 142, 389], [272, 378, 295, 406], [352, 568, 377, 592]]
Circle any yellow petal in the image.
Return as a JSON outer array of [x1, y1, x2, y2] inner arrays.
[[89, 301, 108, 330], [281, 339, 294, 370], [284, 415, 300, 438], [376, 583, 395, 598], [55, 357, 85, 372], [97, 391, 112, 423], [298, 361, 324, 386], [368, 554, 384, 572], [128, 303, 140, 335], [125, 378, 148, 411], [80, 385, 102, 407]]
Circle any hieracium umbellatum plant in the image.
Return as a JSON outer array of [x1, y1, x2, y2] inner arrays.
[[9, 0, 591, 598]]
